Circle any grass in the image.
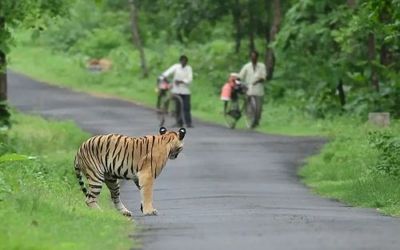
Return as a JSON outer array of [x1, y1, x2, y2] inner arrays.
[[300, 121, 400, 216], [0, 112, 135, 250]]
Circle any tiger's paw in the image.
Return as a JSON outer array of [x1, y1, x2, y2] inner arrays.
[[121, 209, 132, 217], [143, 209, 158, 216], [140, 203, 158, 216]]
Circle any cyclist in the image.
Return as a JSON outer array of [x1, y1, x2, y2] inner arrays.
[[160, 55, 193, 128], [238, 50, 266, 127]]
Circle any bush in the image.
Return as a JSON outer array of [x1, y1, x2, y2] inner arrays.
[[71, 27, 127, 58], [368, 130, 400, 178]]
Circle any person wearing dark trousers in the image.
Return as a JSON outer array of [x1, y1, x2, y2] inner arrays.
[[177, 94, 191, 127], [238, 51, 267, 127], [161, 55, 194, 128]]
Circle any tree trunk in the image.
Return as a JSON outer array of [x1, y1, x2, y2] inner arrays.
[[249, 30, 255, 52], [247, 1, 256, 52], [367, 33, 379, 92], [232, 0, 242, 53], [337, 79, 346, 107], [0, 52, 6, 102], [0, 16, 6, 101], [380, 43, 391, 66], [346, 0, 357, 9], [129, 0, 148, 78], [265, 0, 281, 81], [379, 4, 392, 66], [0, 16, 10, 127]]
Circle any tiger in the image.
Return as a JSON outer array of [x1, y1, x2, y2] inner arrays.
[[74, 127, 186, 217]]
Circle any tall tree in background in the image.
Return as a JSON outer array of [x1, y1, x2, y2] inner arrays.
[[129, 0, 148, 78], [232, 0, 242, 53], [265, 0, 281, 80], [0, 0, 67, 126]]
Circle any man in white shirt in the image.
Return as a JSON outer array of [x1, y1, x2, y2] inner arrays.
[[161, 55, 193, 128], [238, 51, 267, 127]]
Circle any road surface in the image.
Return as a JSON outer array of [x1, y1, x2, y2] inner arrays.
[[8, 72, 400, 250]]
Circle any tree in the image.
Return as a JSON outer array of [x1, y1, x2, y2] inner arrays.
[[128, 0, 148, 78], [265, 0, 282, 81], [0, 0, 68, 126]]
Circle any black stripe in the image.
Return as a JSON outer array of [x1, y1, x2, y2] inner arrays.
[[145, 137, 150, 155], [88, 184, 103, 189], [91, 138, 97, 157], [111, 135, 123, 158], [131, 143, 136, 172], [139, 138, 142, 156], [86, 193, 96, 198], [123, 168, 129, 179], [120, 139, 129, 169], [95, 136, 103, 157], [111, 144, 124, 172], [150, 136, 155, 177], [85, 167, 104, 182]]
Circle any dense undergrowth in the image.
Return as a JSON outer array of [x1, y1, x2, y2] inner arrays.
[[0, 112, 134, 249]]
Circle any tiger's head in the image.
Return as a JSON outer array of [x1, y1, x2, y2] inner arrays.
[[159, 127, 186, 160]]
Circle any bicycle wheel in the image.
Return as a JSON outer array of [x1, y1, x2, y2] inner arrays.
[[160, 94, 184, 127], [157, 91, 169, 126], [223, 100, 240, 129], [244, 96, 257, 129]]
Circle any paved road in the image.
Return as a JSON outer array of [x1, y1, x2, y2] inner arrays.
[[8, 72, 400, 250]]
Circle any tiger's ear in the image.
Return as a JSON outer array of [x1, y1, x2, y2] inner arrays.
[[178, 128, 186, 140], [159, 127, 167, 135]]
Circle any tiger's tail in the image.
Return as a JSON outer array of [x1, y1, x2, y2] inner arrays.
[[74, 156, 87, 195]]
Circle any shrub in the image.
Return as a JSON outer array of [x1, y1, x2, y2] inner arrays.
[[368, 130, 400, 178]]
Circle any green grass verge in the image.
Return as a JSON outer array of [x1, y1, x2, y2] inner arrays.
[[0, 112, 134, 249], [300, 121, 400, 216]]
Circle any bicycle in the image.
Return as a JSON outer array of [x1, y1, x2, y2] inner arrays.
[[156, 77, 186, 127], [222, 80, 259, 129]]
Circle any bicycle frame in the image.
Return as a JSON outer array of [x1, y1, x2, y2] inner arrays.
[[156, 80, 186, 127], [223, 81, 258, 129]]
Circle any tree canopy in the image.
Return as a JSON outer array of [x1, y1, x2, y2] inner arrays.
[[7, 0, 400, 118]]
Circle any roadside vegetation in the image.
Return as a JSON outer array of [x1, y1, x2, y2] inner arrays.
[[301, 121, 400, 216], [6, 0, 400, 219], [0, 112, 134, 249]]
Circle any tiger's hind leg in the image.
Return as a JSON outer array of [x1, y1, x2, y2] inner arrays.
[[105, 177, 132, 217], [85, 175, 104, 209]]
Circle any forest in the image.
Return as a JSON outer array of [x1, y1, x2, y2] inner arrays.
[[2, 0, 399, 121]]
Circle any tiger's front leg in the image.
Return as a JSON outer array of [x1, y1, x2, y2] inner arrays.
[[138, 170, 158, 216]]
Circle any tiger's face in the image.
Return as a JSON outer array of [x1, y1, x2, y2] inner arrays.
[[159, 127, 186, 160]]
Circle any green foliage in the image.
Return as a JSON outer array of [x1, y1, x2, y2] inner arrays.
[[300, 122, 400, 216], [275, 0, 400, 118], [0, 0, 69, 54], [0, 113, 134, 249], [368, 130, 400, 178]]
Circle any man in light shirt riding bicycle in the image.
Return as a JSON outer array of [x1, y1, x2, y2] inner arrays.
[[160, 55, 193, 128]]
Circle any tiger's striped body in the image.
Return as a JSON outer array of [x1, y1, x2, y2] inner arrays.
[[74, 127, 185, 217]]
